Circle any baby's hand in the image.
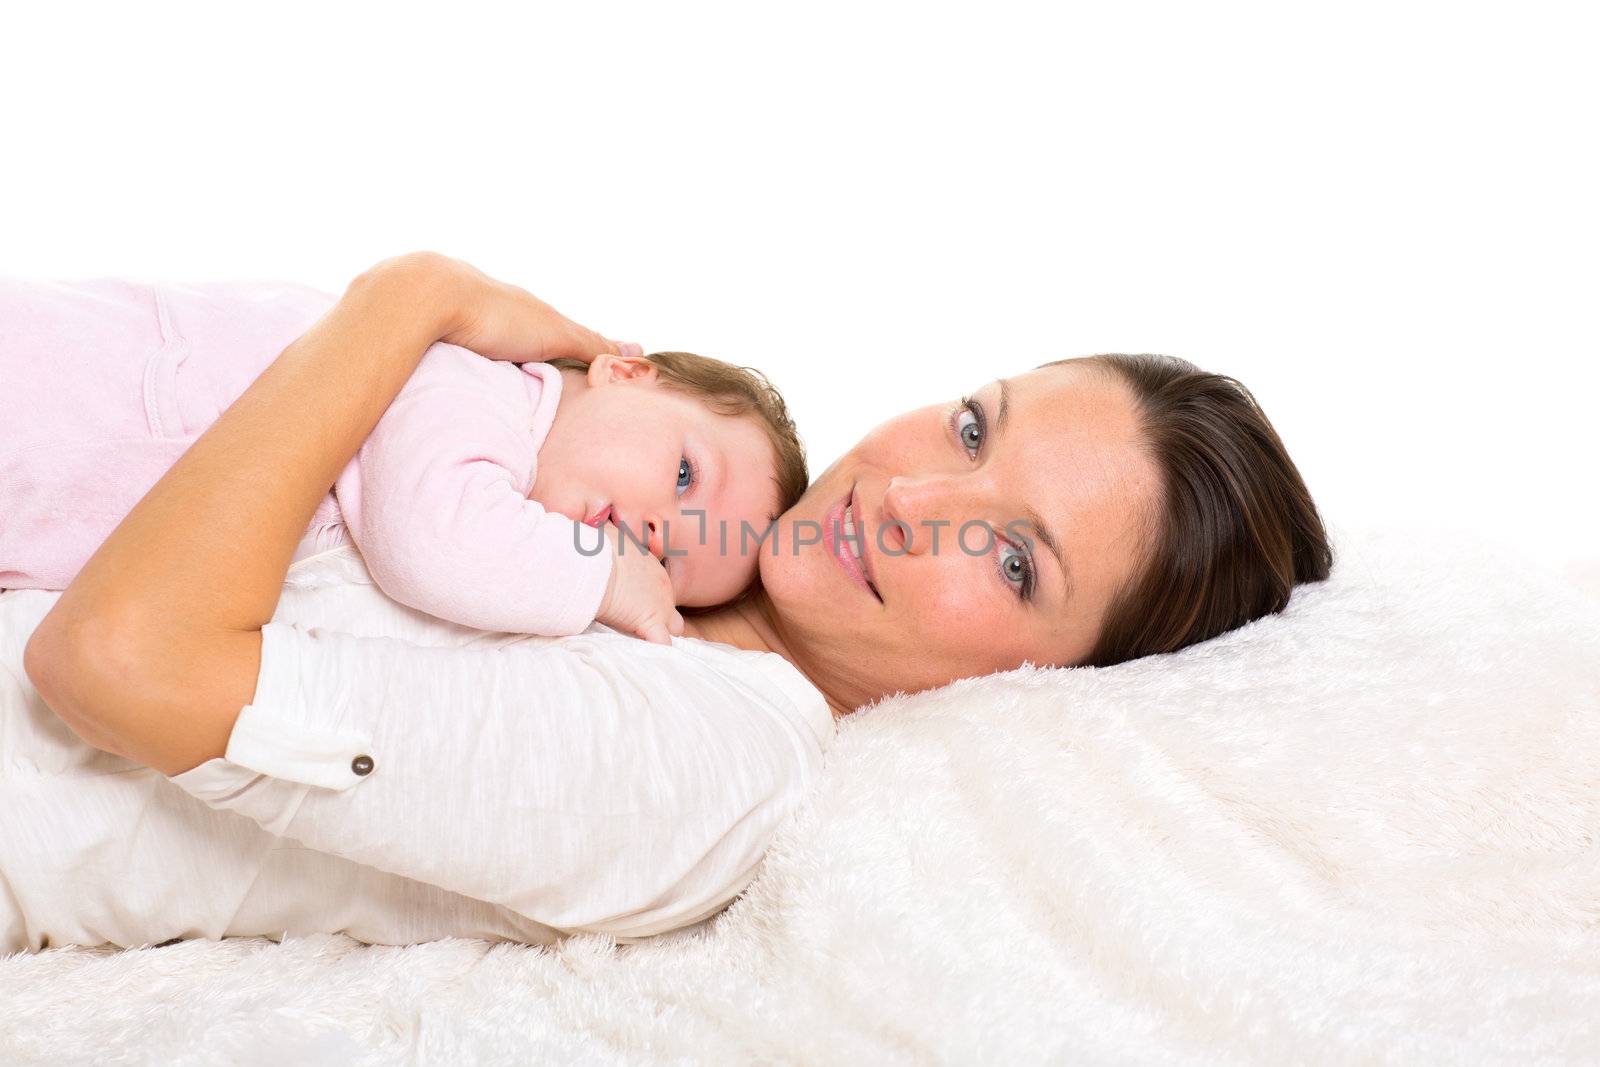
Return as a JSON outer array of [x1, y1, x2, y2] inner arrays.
[[595, 526, 684, 645]]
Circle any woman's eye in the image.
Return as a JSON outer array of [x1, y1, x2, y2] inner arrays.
[[676, 457, 695, 496], [998, 540, 1036, 600], [952, 397, 985, 457]]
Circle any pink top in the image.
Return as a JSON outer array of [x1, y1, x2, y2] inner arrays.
[[0, 276, 613, 636]]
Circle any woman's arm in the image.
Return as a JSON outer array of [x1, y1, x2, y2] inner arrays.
[[163, 618, 829, 939], [23, 252, 620, 775]]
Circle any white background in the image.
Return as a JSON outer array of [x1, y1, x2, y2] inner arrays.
[[4, 1, 1595, 575]]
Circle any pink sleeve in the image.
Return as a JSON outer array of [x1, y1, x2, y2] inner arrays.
[[334, 346, 613, 636]]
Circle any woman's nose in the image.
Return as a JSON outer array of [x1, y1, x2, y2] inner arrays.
[[880, 474, 970, 556]]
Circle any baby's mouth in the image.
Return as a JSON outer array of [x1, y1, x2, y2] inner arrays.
[[583, 504, 613, 528]]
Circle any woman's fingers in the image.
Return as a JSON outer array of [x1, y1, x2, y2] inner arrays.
[[537, 310, 621, 363], [419, 254, 636, 365]]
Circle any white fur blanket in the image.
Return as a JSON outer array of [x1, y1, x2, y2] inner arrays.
[[3, 528, 1598, 1064]]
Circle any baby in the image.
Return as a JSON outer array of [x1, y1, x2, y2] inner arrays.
[[0, 276, 808, 642]]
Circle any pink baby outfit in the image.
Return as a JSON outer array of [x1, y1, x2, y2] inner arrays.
[[0, 276, 612, 635]]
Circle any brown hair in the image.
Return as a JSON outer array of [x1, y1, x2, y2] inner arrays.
[[1042, 354, 1333, 668], [547, 351, 809, 607]]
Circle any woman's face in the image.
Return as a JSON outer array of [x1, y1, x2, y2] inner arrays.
[[761, 361, 1160, 708]]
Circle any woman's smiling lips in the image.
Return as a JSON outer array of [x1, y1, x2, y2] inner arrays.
[[823, 481, 883, 602]]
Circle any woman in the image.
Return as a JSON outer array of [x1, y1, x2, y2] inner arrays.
[[6, 252, 1330, 951]]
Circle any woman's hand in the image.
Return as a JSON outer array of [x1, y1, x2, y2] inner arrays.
[[380, 251, 641, 364]]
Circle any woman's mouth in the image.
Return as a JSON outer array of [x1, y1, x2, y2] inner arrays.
[[823, 483, 882, 603]]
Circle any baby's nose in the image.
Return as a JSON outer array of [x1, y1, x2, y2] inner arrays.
[[643, 514, 666, 559]]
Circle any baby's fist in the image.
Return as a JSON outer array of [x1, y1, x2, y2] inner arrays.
[[595, 526, 684, 645]]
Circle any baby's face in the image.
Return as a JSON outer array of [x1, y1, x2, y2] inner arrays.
[[531, 360, 782, 608]]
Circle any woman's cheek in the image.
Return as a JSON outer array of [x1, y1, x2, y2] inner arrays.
[[916, 563, 997, 635]]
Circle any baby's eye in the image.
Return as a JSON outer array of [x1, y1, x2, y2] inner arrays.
[[676, 457, 695, 496]]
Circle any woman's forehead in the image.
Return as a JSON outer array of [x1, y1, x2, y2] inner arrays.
[[1013, 357, 1114, 399], [1004, 361, 1144, 460], [1001, 361, 1157, 594]]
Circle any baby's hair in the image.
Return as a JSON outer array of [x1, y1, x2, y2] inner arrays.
[[646, 351, 808, 521], [547, 351, 808, 518]]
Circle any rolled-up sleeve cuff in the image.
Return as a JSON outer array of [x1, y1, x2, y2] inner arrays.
[[168, 622, 378, 820], [224, 701, 374, 791]]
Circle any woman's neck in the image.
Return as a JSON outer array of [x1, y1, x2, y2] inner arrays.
[[681, 592, 854, 718]]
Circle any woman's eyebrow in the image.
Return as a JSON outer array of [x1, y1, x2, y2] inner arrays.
[[992, 378, 1073, 604], [1022, 503, 1071, 602]]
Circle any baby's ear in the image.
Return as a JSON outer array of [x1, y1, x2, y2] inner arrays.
[[588, 353, 658, 387]]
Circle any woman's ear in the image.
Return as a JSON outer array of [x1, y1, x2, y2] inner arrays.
[[586, 353, 658, 388]]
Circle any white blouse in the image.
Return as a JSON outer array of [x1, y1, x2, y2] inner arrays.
[[0, 546, 833, 953]]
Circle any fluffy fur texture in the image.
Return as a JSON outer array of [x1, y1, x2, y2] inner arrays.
[[3, 526, 1597, 1064]]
